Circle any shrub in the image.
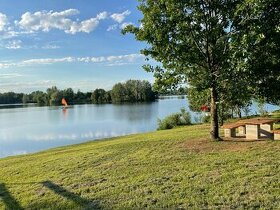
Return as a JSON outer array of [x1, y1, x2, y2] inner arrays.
[[179, 108, 192, 125], [202, 114, 211, 123], [157, 108, 192, 130]]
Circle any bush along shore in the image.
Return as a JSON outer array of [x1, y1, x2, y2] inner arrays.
[[0, 124, 280, 209]]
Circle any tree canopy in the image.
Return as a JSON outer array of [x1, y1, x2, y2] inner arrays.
[[124, 0, 280, 139], [111, 80, 157, 103], [237, 0, 280, 104]]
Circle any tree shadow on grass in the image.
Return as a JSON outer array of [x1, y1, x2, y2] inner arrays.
[[42, 180, 102, 209], [0, 183, 23, 210]]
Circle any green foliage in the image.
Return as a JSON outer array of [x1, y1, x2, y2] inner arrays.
[[233, 0, 280, 105], [111, 80, 157, 103], [74, 90, 91, 104], [157, 108, 191, 130], [31, 91, 48, 106], [123, 0, 255, 139], [202, 114, 211, 123], [0, 92, 23, 104], [124, 0, 280, 139], [111, 83, 126, 103], [158, 114, 181, 130], [157, 86, 187, 96], [187, 87, 250, 124], [22, 94, 30, 104], [91, 89, 111, 104], [63, 88, 75, 104], [187, 88, 210, 112], [49, 90, 63, 106]]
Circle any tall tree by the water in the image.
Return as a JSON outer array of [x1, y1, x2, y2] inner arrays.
[[124, 0, 280, 139]]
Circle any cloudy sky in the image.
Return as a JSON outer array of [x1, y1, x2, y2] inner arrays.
[[0, 0, 153, 93]]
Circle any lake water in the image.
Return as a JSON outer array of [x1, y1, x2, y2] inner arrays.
[[0, 97, 279, 158]]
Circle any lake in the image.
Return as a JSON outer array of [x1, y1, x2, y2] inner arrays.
[[0, 97, 279, 158]]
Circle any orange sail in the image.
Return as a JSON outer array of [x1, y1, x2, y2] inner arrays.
[[61, 98, 68, 107]]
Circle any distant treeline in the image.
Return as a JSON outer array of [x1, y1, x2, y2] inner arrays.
[[0, 92, 24, 104], [0, 80, 157, 105], [157, 87, 187, 96]]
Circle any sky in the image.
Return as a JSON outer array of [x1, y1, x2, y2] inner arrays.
[[0, 0, 154, 93]]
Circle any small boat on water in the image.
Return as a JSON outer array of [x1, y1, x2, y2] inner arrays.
[[61, 98, 69, 109]]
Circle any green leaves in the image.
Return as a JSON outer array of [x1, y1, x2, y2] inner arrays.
[[125, 0, 280, 138]]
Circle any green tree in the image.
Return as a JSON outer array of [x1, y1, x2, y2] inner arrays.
[[49, 91, 63, 106], [74, 90, 86, 104], [235, 0, 280, 105], [63, 88, 74, 104], [187, 88, 210, 113], [31, 91, 48, 106], [22, 94, 30, 104], [0, 92, 23, 104], [46, 86, 58, 105], [140, 80, 156, 101], [111, 83, 127, 103], [124, 0, 262, 139], [91, 89, 108, 104], [123, 80, 136, 102], [111, 80, 156, 103]]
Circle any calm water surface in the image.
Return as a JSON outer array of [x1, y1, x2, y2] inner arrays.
[[0, 98, 191, 157], [0, 97, 278, 158]]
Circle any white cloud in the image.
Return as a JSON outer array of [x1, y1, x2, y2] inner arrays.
[[0, 57, 76, 69], [0, 80, 55, 93], [0, 62, 16, 68], [78, 54, 144, 65], [42, 44, 60, 49], [107, 24, 118, 32], [107, 10, 133, 32], [111, 10, 131, 23], [5, 40, 22, 49], [22, 57, 75, 65], [0, 9, 132, 41], [0, 30, 34, 40], [0, 13, 8, 31], [17, 9, 108, 34], [90, 57, 106, 62], [0, 53, 145, 69], [0, 73, 23, 79], [97, 12, 108, 20]]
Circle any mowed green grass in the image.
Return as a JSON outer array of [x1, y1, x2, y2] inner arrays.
[[0, 124, 279, 209]]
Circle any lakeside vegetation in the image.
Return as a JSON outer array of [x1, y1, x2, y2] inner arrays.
[[0, 80, 157, 106], [0, 124, 279, 209], [124, 0, 280, 140], [157, 108, 192, 130]]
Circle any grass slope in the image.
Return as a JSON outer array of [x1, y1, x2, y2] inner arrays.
[[0, 124, 279, 209]]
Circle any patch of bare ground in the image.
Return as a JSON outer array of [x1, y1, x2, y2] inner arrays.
[[178, 137, 275, 153]]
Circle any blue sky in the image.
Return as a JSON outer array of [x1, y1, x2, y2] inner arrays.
[[0, 0, 154, 93]]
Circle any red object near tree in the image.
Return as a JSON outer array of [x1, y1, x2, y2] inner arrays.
[[201, 105, 209, 112]]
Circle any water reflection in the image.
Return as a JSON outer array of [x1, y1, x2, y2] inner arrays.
[[0, 98, 279, 158], [62, 108, 68, 119], [0, 98, 189, 158], [112, 103, 157, 122]]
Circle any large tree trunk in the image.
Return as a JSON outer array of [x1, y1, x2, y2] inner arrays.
[[210, 87, 219, 140], [237, 108, 242, 118]]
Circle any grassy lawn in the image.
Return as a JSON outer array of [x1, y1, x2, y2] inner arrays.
[[0, 124, 279, 209]]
